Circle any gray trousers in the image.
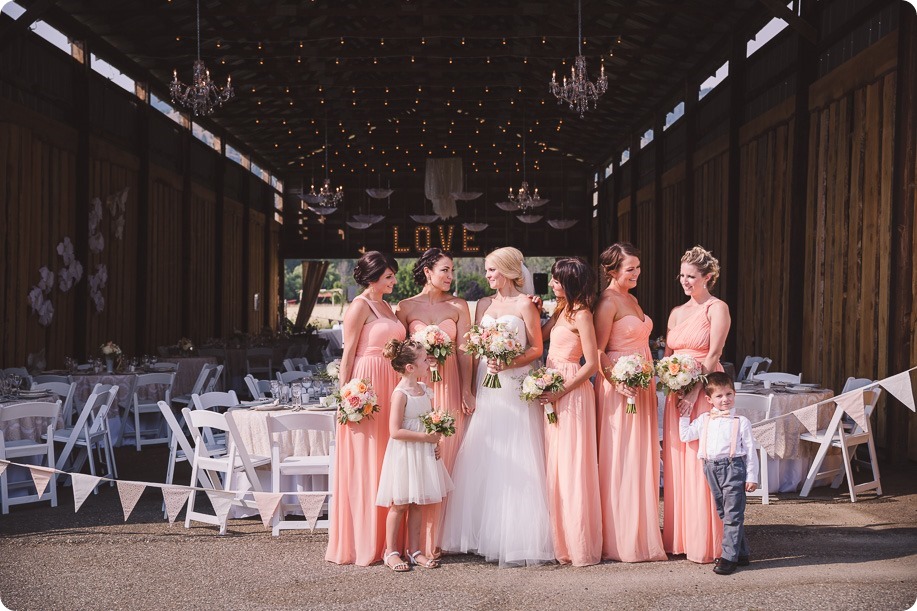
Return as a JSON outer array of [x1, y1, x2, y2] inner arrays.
[[702, 456, 750, 562]]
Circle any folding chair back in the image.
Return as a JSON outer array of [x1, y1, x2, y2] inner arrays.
[[125, 372, 176, 450], [246, 348, 274, 378], [732, 393, 774, 504], [244, 375, 271, 400], [52, 386, 119, 486], [32, 381, 76, 425], [754, 371, 801, 384], [277, 370, 312, 385], [0, 400, 62, 513], [841, 377, 874, 394], [737, 357, 771, 382]]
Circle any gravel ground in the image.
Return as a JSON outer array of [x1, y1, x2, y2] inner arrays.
[[1, 447, 916, 611]]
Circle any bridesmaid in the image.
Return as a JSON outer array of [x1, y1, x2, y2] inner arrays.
[[662, 245, 731, 564], [594, 243, 667, 563], [538, 258, 602, 566], [397, 248, 475, 557], [326, 251, 406, 566]]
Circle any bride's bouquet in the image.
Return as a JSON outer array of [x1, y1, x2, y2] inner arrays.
[[655, 355, 706, 397], [333, 378, 380, 425], [520, 367, 564, 424], [608, 354, 654, 414], [419, 408, 456, 437], [411, 324, 453, 382], [461, 322, 525, 389]]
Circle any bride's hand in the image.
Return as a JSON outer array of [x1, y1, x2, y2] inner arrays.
[[462, 390, 476, 415], [486, 358, 505, 373]]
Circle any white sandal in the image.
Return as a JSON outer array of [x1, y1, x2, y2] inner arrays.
[[384, 550, 410, 572], [407, 550, 440, 569]]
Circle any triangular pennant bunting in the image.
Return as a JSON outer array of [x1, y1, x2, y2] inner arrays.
[[836, 389, 867, 432], [161, 486, 191, 525], [0, 460, 9, 477], [297, 493, 326, 530], [794, 404, 820, 436], [879, 369, 916, 412], [71, 473, 103, 512], [28, 466, 55, 499], [252, 492, 284, 529], [116, 481, 146, 521], [751, 420, 777, 458], [205, 490, 236, 527]]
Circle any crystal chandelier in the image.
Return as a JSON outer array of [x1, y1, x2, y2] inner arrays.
[[306, 122, 344, 220], [549, 0, 607, 118], [170, 0, 233, 116], [509, 115, 548, 223]]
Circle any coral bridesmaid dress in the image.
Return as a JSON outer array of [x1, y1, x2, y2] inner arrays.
[[326, 297, 405, 566], [544, 324, 602, 566], [408, 318, 467, 556], [662, 298, 725, 564], [596, 315, 667, 562]]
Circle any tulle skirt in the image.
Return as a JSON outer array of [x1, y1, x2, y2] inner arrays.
[[376, 419, 453, 506], [441, 363, 555, 567]]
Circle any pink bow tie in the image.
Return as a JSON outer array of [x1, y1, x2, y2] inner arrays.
[[710, 409, 731, 419]]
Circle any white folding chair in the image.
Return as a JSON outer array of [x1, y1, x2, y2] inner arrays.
[[276, 370, 312, 385], [246, 348, 274, 378], [737, 357, 772, 382], [156, 400, 213, 518], [754, 372, 801, 384], [1, 400, 62, 513], [799, 387, 883, 502], [732, 393, 774, 505], [32, 374, 71, 384], [191, 391, 239, 447], [49, 386, 119, 491], [124, 372, 175, 450], [841, 377, 874, 394], [282, 358, 296, 373], [244, 375, 271, 401], [182, 407, 270, 534], [32, 381, 77, 426], [266, 412, 336, 535], [171, 364, 221, 409]]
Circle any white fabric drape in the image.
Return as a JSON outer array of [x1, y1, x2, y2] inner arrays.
[[424, 158, 463, 218]]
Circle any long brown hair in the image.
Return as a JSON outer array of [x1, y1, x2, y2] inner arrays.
[[551, 257, 596, 322]]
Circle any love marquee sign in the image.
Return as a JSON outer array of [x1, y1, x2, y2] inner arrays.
[[391, 224, 481, 255]]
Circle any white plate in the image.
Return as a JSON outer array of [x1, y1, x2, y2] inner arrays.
[[239, 399, 272, 408], [251, 402, 285, 411], [19, 390, 52, 398], [305, 405, 337, 412]]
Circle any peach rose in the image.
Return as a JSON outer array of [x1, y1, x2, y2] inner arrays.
[[667, 362, 681, 375]]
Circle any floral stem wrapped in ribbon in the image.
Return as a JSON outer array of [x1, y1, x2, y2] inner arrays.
[[411, 324, 454, 383], [461, 322, 525, 389], [520, 367, 564, 424], [655, 354, 706, 399], [419, 407, 456, 437], [609, 354, 654, 414], [333, 378, 380, 425]]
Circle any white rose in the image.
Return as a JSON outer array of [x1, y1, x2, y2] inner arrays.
[[675, 372, 691, 387]]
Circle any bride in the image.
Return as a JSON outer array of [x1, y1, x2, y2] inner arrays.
[[441, 247, 554, 566]]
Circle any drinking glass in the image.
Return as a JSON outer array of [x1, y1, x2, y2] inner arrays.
[[291, 383, 302, 406], [270, 380, 281, 403], [10, 374, 22, 398]]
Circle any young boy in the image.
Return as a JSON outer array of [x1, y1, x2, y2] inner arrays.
[[679, 371, 759, 575]]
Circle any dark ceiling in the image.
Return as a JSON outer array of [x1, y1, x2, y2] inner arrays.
[[36, 0, 764, 184]]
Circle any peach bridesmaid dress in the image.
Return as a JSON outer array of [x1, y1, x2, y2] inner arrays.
[[408, 318, 467, 556], [544, 324, 602, 566], [325, 296, 405, 566], [662, 298, 725, 564], [596, 315, 667, 562]]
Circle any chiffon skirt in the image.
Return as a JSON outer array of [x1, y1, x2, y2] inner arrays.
[[325, 355, 398, 566], [376, 419, 453, 506]]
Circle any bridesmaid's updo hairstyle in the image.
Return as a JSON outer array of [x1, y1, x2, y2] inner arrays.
[[485, 247, 526, 290], [353, 251, 398, 287], [551, 258, 596, 321], [383, 338, 424, 373], [681, 245, 720, 289], [412, 248, 453, 286], [600, 242, 641, 280]]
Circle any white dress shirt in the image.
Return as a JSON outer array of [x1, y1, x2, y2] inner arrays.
[[679, 412, 759, 484]]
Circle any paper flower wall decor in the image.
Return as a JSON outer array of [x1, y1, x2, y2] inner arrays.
[[89, 264, 109, 313], [27, 285, 54, 326], [38, 267, 55, 295], [57, 237, 74, 265]]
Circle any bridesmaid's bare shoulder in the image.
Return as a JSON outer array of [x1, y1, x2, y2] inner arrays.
[[474, 296, 494, 322]]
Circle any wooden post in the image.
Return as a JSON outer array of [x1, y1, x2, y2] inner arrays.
[[683, 77, 697, 248], [135, 86, 151, 355], [609, 159, 620, 242], [887, 7, 916, 466], [213, 136, 226, 338], [786, 0, 818, 375], [72, 41, 91, 360], [263, 185, 273, 331], [654, 112, 666, 326], [724, 33, 747, 364], [629, 132, 640, 241], [180, 130, 192, 337], [240, 179, 251, 334]]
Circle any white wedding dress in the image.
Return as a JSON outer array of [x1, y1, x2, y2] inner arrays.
[[441, 314, 554, 567]]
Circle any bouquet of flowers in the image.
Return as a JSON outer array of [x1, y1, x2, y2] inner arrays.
[[419, 407, 457, 437], [520, 367, 565, 423], [609, 354, 654, 414], [325, 359, 341, 380], [100, 341, 122, 357], [655, 355, 706, 397], [177, 337, 194, 353], [411, 324, 453, 382], [333, 378, 380, 425], [461, 322, 525, 389]]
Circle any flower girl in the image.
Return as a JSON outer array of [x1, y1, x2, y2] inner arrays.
[[377, 339, 454, 571]]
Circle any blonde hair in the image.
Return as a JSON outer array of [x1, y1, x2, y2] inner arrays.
[[485, 247, 525, 290], [681, 245, 721, 288]]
